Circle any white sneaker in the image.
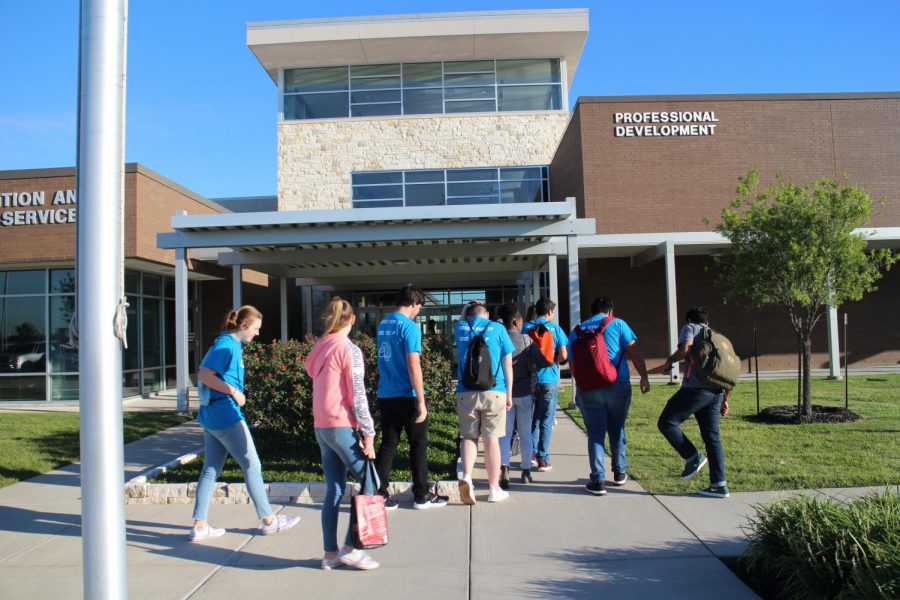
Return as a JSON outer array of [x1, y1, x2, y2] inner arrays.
[[188, 524, 225, 542], [337, 548, 379, 570], [259, 514, 301, 536], [458, 476, 476, 505], [487, 488, 509, 503]]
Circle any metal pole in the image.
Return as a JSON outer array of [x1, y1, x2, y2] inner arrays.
[[844, 313, 849, 410], [754, 324, 760, 415], [77, 0, 128, 597]]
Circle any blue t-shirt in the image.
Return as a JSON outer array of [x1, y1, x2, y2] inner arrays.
[[567, 313, 637, 383], [377, 312, 422, 398], [522, 317, 568, 384], [455, 317, 516, 393], [198, 333, 246, 430]]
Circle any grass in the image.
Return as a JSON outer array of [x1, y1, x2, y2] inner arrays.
[[563, 374, 900, 494], [0, 411, 193, 488], [155, 407, 460, 484]]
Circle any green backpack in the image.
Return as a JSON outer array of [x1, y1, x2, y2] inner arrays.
[[690, 326, 741, 391]]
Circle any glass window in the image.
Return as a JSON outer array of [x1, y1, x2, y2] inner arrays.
[[50, 269, 76, 294], [444, 73, 495, 86], [447, 195, 496, 205], [125, 270, 139, 294], [0, 376, 45, 401], [405, 184, 445, 206], [501, 180, 543, 203], [353, 172, 402, 186], [122, 371, 140, 398], [142, 273, 161, 297], [444, 86, 495, 101], [351, 103, 401, 118], [142, 298, 161, 368], [403, 88, 443, 114], [448, 181, 500, 197], [351, 89, 401, 104], [498, 85, 561, 111], [0, 270, 45, 295], [285, 66, 348, 93], [350, 76, 401, 91], [444, 100, 496, 113], [350, 64, 400, 78], [164, 277, 175, 298], [405, 170, 443, 183], [164, 299, 175, 367], [0, 297, 46, 373], [444, 60, 494, 73], [50, 375, 79, 401], [500, 167, 543, 180], [49, 295, 78, 373], [496, 59, 560, 84], [353, 185, 403, 201], [402, 63, 442, 88], [143, 369, 162, 393], [352, 199, 403, 208], [166, 367, 177, 389], [448, 169, 497, 182], [285, 93, 349, 120]]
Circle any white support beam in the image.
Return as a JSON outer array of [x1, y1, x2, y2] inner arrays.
[[567, 235, 581, 330], [175, 248, 190, 413], [663, 240, 680, 384], [631, 241, 666, 268], [827, 306, 842, 380], [158, 218, 595, 250], [283, 257, 532, 279], [232, 265, 242, 309], [294, 271, 528, 287], [532, 270, 541, 304], [280, 277, 288, 342], [548, 254, 559, 325]]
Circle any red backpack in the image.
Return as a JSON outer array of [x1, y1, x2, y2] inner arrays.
[[570, 317, 623, 391]]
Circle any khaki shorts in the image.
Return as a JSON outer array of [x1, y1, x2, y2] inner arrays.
[[457, 390, 507, 439]]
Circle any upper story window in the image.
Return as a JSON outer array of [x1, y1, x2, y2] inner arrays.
[[351, 166, 550, 208], [284, 59, 562, 120]]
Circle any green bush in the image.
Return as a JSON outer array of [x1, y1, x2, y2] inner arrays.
[[241, 331, 456, 447], [742, 489, 900, 599]]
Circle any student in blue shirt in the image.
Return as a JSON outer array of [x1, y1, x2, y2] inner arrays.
[[375, 284, 448, 510], [455, 301, 515, 504], [189, 306, 300, 542], [522, 298, 569, 472]]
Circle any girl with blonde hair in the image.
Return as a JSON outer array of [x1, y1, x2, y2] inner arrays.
[[304, 297, 380, 570], [188, 306, 300, 542]]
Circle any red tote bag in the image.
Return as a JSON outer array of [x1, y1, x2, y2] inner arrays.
[[350, 459, 389, 550]]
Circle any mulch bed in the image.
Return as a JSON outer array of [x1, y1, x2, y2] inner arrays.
[[752, 404, 863, 424]]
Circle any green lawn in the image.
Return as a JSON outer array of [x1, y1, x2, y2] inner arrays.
[[0, 411, 193, 488], [156, 407, 460, 484], [563, 375, 900, 494]]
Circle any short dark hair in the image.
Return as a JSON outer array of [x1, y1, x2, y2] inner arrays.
[[685, 306, 709, 325], [397, 284, 425, 307], [590, 296, 614, 315], [535, 297, 556, 316], [498, 302, 522, 329]]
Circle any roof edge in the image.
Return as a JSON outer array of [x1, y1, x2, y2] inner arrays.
[[576, 92, 900, 105]]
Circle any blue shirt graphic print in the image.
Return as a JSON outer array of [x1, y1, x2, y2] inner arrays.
[[377, 312, 422, 398], [455, 317, 515, 393], [522, 317, 567, 384], [567, 314, 637, 383], [198, 333, 246, 430]]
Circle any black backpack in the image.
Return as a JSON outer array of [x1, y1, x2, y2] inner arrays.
[[461, 320, 497, 391]]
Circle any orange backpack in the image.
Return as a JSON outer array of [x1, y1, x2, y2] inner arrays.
[[527, 322, 556, 368]]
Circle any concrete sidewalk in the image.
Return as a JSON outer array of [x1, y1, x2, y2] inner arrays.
[[6, 411, 892, 599]]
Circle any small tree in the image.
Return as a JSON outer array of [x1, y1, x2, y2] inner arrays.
[[715, 169, 895, 417]]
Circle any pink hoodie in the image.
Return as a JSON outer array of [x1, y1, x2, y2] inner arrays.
[[304, 333, 375, 440]]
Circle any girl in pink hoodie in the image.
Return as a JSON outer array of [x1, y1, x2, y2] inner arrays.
[[304, 297, 379, 571]]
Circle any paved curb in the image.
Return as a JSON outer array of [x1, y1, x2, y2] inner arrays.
[[124, 448, 463, 505]]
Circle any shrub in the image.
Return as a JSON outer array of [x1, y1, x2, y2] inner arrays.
[[241, 331, 456, 445], [742, 489, 900, 599]]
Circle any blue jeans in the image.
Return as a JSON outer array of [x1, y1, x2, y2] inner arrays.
[[531, 383, 559, 462], [657, 387, 727, 486], [193, 420, 272, 521], [576, 381, 632, 483], [315, 427, 376, 553], [499, 395, 534, 470]]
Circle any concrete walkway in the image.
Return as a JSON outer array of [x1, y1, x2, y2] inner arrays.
[[1, 409, 891, 599]]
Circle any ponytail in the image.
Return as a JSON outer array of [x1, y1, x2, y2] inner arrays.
[[222, 305, 263, 332], [322, 296, 354, 334]]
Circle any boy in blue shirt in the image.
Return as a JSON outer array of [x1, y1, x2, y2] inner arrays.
[[375, 284, 447, 510], [522, 298, 569, 472]]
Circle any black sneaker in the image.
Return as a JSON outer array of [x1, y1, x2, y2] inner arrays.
[[585, 481, 607, 496], [680, 453, 708, 480], [384, 497, 399, 511], [698, 485, 730, 498], [612, 471, 627, 486], [413, 492, 448, 510]]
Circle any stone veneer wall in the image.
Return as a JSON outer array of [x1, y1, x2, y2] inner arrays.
[[278, 112, 570, 211]]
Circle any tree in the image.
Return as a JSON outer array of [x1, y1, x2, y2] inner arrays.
[[715, 169, 896, 417]]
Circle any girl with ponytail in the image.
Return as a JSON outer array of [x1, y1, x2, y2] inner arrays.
[[188, 305, 300, 542], [304, 297, 380, 571]]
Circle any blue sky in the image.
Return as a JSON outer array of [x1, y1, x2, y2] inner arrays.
[[2, 1, 899, 199]]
